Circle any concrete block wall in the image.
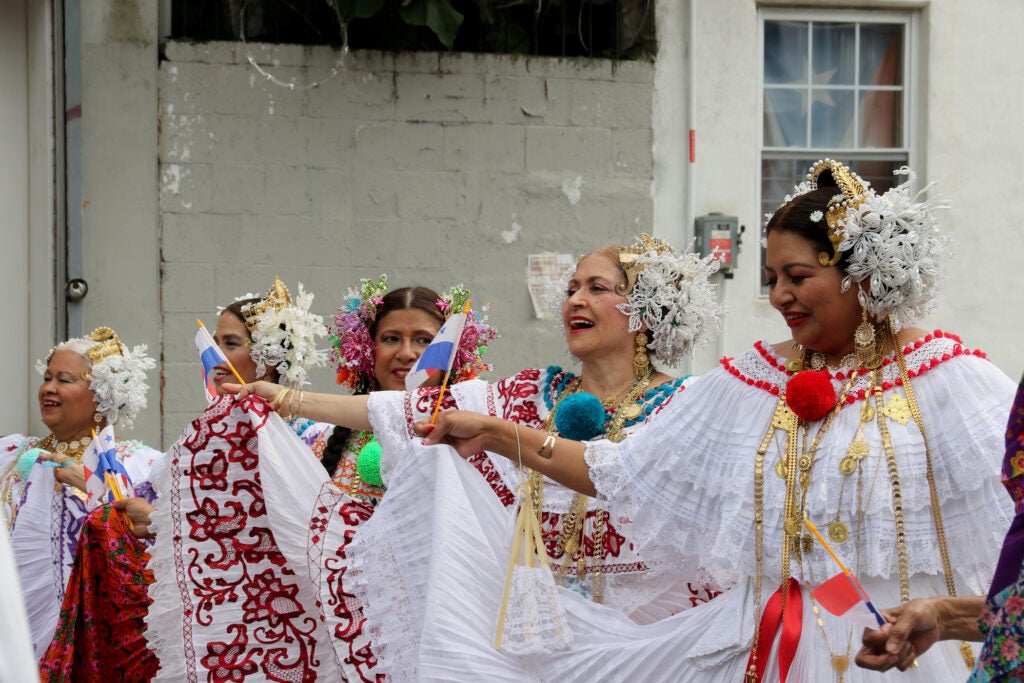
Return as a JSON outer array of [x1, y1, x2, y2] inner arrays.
[[159, 42, 656, 444]]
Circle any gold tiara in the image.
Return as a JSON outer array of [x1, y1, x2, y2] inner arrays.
[[806, 160, 869, 266], [242, 276, 293, 331], [618, 233, 676, 294], [85, 327, 126, 365]]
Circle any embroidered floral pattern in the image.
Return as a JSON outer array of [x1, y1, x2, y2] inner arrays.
[[169, 396, 323, 682]]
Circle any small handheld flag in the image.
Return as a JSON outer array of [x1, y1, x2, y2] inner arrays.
[[81, 426, 135, 513], [804, 517, 886, 628], [404, 307, 468, 393], [195, 319, 246, 401]]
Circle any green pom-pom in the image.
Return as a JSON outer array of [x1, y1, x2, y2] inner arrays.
[[356, 439, 384, 487]]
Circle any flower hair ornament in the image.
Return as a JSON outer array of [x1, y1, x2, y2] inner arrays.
[[330, 276, 498, 392], [36, 326, 156, 430], [241, 277, 328, 388], [331, 274, 390, 392], [786, 159, 949, 330]]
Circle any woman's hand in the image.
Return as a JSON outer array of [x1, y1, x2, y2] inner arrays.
[[855, 595, 984, 672], [415, 411, 504, 458], [221, 380, 282, 402], [39, 451, 87, 491], [417, 410, 596, 496], [113, 497, 156, 539]]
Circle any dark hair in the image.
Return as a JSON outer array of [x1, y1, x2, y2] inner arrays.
[[218, 297, 280, 383], [320, 285, 445, 477], [765, 169, 852, 273]]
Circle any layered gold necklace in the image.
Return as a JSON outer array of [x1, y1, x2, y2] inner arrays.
[[37, 433, 92, 462], [746, 322, 973, 682], [528, 367, 654, 604]]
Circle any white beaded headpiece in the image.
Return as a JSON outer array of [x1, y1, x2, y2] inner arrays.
[[36, 326, 156, 430], [784, 159, 949, 330], [239, 277, 328, 388], [551, 234, 724, 366]]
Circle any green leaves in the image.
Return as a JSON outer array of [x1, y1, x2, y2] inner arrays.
[[399, 0, 464, 49]]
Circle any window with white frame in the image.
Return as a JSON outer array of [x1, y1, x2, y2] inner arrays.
[[760, 11, 913, 289]]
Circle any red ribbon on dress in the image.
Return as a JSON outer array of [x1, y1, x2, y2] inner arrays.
[[744, 577, 803, 682]]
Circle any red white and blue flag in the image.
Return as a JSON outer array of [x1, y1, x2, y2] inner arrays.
[[812, 571, 887, 629], [405, 312, 467, 392], [195, 320, 228, 402], [81, 426, 135, 511]]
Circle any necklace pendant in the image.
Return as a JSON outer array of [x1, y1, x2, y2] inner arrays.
[[827, 521, 849, 544], [784, 358, 804, 373], [620, 402, 642, 420], [882, 394, 912, 425], [831, 654, 850, 673], [774, 460, 787, 478], [784, 515, 803, 537], [838, 455, 858, 476]]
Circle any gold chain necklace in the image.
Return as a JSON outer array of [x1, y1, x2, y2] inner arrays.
[[528, 367, 655, 604]]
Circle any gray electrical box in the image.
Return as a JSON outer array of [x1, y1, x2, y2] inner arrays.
[[695, 214, 739, 276]]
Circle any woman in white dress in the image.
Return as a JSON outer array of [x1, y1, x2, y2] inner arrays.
[[410, 162, 1016, 682], [227, 235, 727, 679], [0, 326, 160, 663]]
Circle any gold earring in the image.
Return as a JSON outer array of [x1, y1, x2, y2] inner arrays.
[[854, 309, 882, 369], [94, 413, 103, 424], [634, 332, 651, 377]]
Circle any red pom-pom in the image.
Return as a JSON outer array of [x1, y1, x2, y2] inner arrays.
[[785, 369, 837, 422]]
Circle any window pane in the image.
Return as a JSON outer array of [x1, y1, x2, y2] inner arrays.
[[764, 89, 808, 146], [764, 21, 808, 84], [810, 89, 855, 147], [761, 157, 819, 217], [812, 23, 856, 85], [859, 90, 902, 148], [860, 24, 903, 85], [851, 160, 902, 194]]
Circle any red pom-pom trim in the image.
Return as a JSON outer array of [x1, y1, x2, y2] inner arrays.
[[785, 369, 837, 422]]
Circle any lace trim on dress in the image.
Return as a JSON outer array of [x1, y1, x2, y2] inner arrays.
[[586, 334, 1015, 594]]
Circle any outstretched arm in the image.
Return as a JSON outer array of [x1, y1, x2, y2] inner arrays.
[[416, 410, 597, 496], [224, 381, 373, 431], [855, 595, 984, 672]]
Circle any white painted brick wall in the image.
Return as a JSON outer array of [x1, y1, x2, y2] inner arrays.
[[159, 42, 655, 438]]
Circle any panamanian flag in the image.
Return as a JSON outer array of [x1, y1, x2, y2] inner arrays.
[[405, 312, 467, 392], [812, 572, 886, 628], [195, 320, 228, 402], [80, 425, 135, 511]]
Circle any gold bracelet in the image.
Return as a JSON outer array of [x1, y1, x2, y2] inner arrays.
[[537, 434, 557, 460], [296, 390, 304, 419], [271, 387, 291, 414]]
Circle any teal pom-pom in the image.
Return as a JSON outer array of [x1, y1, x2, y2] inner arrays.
[[356, 439, 384, 487], [15, 448, 45, 481], [554, 393, 606, 441]]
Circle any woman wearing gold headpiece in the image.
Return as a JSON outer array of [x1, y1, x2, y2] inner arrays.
[[143, 277, 498, 682], [225, 237, 726, 678], [0, 327, 160, 665], [374, 161, 1017, 681]]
